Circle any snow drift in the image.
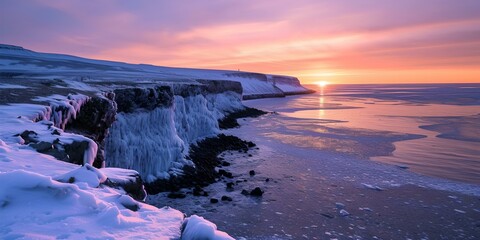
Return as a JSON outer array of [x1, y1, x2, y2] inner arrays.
[[0, 169, 232, 239]]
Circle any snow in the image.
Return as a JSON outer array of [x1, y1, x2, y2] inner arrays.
[[0, 142, 232, 239], [55, 163, 107, 188], [0, 170, 185, 239], [99, 167, 140, 184], [0, 140, 232, 238], [106, 92, 244, 182], [182, 215, 234, 240], [0, 44, 311, 98], [0, 102, 98, 165]]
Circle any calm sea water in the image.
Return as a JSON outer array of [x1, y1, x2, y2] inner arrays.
[[248, 83, 480, 184]]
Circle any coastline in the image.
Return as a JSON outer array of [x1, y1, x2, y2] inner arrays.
[[150, 104, 479, 239]]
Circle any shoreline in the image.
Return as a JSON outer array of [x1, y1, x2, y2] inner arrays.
[[148, 110, 480, 239], [151, 91, 480, 239]]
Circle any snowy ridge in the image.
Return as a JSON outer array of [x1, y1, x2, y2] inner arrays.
[[0, 44, 312, 99]]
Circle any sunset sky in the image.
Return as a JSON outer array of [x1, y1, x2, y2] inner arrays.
[[1, 0, 480, 84]]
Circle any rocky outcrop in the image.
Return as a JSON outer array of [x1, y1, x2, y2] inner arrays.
[[66, 93, 117, 167], [17, 130, 95, 166], [104, 80, 245, 183], [145, 134, 256, 194], [114, 86, 173, 113]]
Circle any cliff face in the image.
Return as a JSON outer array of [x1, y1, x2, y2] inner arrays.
[[0, 44, 314, 190], [104, 81, 244, 182]]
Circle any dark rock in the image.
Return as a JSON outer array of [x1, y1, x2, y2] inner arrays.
[[218, 107, 267, 129], [65, 95, 117, 168], [167, 192, 186, 199], [145, 134, 255, 194], [121, 202, 139, 212], [29, 141, 53, 152], [248, 154, 252, 157], [103, 174, 147, 201], [249, 170, 256, 176], [221, 161, 230, 167], [68, 177, 75, 183], [250, 187, 264, 196], [64, 141, 90, 165], [265, 178, 270, 182], [52, 129, 61, 135], [16, 130, 38, 144], [226, 182, 234, 192], [210, 198, 219, 204], [321, 213, 334, 219], [218, 169, 227, 176], [241, 190, 250, 196], [192, 186, 206, 197], [114, 86, 173, 113], [221, 195, 233, 201]]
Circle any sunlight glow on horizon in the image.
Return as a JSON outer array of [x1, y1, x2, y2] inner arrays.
[[315, 81, 329, 87]]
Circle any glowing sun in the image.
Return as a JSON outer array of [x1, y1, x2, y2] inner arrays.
[[315, 81, 329, 87]]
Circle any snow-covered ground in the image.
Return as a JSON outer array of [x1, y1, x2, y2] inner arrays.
[[0, 95, 233, 239]]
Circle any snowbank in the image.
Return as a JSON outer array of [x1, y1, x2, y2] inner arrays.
[[182, 215, 234, 240], [0, 155, 233, 239], [0, 170, 185, 239]]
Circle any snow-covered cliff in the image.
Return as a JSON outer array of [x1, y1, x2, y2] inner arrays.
[[0, 44, 313, 239], [103, 81, 244, 182], [0, 80, 239, 239], [0, 44, 313, 99]]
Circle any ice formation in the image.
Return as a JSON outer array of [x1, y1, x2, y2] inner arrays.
[[106, 92, 244, 182], [33, 93, 90, 129]]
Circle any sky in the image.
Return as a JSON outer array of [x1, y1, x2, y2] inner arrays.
[[1, 0, 480, 84]]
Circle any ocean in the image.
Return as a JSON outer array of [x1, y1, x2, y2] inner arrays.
[[149, 83, 480, 239], [249, 83, 480, 184]]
